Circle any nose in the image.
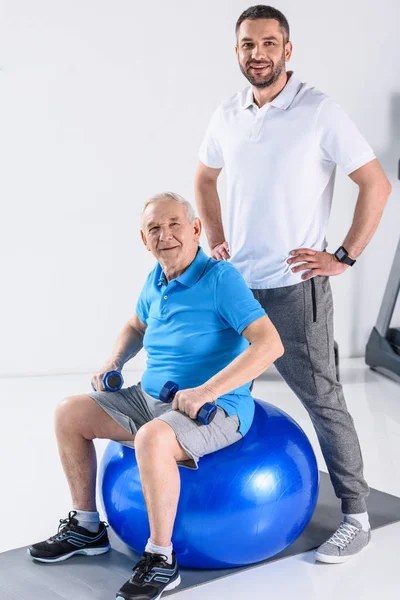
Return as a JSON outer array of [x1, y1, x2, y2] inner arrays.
[[159, 225, 173, 241], [252, 44, 267, 61]]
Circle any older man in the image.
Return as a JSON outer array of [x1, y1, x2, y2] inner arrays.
[[28, 192, 283, 600]]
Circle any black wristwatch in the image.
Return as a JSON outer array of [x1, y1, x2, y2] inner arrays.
[[334, 246, 356, 266]]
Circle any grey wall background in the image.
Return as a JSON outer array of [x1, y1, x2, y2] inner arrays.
[[1, 0, 399, 376]]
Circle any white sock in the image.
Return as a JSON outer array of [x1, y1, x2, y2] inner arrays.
[[73, 510, 101, 533], [343, 512, 370, 532], [145, 539, 173, 564]]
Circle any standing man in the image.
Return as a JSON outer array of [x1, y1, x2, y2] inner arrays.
[[195, 5, 392, 563]]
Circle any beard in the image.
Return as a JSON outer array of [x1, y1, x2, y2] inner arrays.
[[239, 49, 286, 88]]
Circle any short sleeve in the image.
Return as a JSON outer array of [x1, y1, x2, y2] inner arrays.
[[316, 98, 376, 175], [135, 283, 150, 325], [215, 264, 266, 334], [198, 106, 225, 169]]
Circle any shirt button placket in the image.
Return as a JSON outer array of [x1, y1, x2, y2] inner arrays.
[[251, 112, 263, 140], [251, 105, 270, 140], [160, 288, 169, 318]]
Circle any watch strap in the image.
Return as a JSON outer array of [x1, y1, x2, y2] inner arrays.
[[334, 246, 356, 266]]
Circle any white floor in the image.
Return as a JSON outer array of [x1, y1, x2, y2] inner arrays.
[[1, 359, 400, 599]]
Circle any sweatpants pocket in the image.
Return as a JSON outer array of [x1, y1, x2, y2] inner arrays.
[[310, 278, 317, 322]]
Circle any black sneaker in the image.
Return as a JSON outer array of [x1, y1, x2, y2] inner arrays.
[[116, 551, 181, 600], [27, 510, 111, 563]]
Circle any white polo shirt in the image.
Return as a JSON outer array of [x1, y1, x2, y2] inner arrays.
[[199, 72, 375, 288]]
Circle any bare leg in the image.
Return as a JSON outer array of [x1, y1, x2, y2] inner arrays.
[[134, 420, 190, 547], [54, 394, 136, 511]]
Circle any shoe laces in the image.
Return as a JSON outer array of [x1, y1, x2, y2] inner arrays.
[[131, 552, 168, 584], [327, 521, 360, 549], [48, 511, 79, 542]]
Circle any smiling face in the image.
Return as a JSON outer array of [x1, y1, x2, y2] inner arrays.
[[236, 18, 292, 88], [141, 198, 202, 278]]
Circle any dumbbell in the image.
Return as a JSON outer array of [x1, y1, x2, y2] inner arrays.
[[91, 370, 124, 392], [160, 381, 217, 425]]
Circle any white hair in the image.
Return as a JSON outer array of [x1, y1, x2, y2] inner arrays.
[[141, 192, 196, 227]]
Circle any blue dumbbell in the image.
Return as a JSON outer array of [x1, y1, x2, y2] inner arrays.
[[160, 381, 217, 425], [91, 370, 124, 392]]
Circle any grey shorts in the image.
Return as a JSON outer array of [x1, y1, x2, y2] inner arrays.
[[87, 383, 242, 469]]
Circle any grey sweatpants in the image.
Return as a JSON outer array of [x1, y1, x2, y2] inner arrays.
[[252, 276, 369, 514]]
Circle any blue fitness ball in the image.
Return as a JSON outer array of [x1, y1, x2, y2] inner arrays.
[[99, 399, 319, 568]]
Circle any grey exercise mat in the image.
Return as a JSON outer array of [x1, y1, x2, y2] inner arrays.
[[2, 473, 400, 600]]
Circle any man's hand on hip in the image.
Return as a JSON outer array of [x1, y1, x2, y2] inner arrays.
[[211, 241, 231, 261], [171, 386, 215, 420], [288, 248, 349, 280]]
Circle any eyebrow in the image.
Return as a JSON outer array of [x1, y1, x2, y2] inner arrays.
[[240, 36, 279, 42], [147, 217, 180, 228]]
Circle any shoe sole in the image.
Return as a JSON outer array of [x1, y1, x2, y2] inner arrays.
[[314, 542, 370, 564], [27, 544, 111, 563], [115, 573, 181, 600], [314, 551, 352, 563]]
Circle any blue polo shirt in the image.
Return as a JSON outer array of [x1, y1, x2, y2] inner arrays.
[[135, 246, 266, 436]]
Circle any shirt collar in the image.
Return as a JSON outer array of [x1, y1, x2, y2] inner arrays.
[[243, 86, 256, 110], [242, 71, 302, 111], [157, 246, 210, 288]]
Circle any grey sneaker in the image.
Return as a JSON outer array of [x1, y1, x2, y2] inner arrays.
[[314, 516, 371, 563]]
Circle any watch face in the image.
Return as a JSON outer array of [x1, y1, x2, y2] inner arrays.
[[336, 247, 347, 261]]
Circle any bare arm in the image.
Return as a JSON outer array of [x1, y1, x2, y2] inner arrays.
[[289, 158, 392, 278], [102, 313, 147, 371], [342, 158, 392, 258], [203, 315, 284, 399], [171, 315, 284, 418], [194, 161, 230, 260]]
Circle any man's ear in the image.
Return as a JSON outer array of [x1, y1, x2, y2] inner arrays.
[[193, 217, 202, 240], [140, 229, 150, 250], [285, 41, 293, 61]]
